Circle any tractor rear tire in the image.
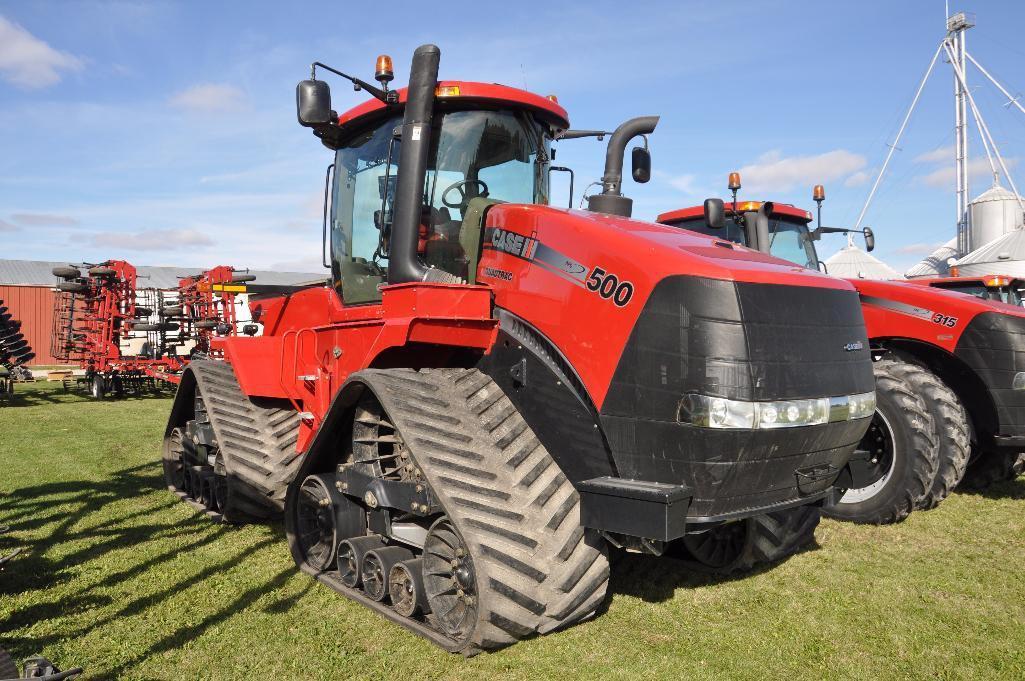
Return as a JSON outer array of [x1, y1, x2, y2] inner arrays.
[[825, 358, 939, 524], [0, 646, 18, 679], [904, 366, 970, 510], [960, 449, 1025, 490], [673, 505, 821, 574]]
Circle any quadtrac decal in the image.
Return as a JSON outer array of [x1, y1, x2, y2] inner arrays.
[[482, 227, 633, 306], [859, 295, 959, 328]]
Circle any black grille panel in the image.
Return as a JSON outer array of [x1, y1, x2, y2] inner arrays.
[[600, 275, 874, 519], [956, 312, 1025, 437]]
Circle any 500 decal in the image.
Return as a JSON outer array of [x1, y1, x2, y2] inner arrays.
[[931, 312, 958, 328], [586, 267, 634, 307]]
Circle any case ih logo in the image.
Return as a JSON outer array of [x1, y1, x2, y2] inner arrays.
[[844, 341, 865, 352], [490, 229, 538, 260]]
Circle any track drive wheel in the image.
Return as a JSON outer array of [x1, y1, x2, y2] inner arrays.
[[825, 358, 938, 524], [673, 505, 821, 574]]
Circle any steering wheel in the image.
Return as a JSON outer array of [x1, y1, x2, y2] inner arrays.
[[442, 179, 489, 210]]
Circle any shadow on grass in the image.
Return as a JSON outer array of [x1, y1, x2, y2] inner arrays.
[[607, 537, 822, 606], [0, 460, 290, 675], [956, 476, 1025, 501], [6, 384, 174, 408]]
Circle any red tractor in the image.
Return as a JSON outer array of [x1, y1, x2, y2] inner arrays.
[[658, 177, 1025, 524], [52, 261, 184, 396], [162, 46, 875, 652]]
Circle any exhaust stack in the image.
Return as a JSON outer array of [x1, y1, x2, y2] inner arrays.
[[387, 44, 451, 285], [586, 116, 659, 218]]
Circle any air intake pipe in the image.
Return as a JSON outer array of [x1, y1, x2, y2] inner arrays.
[[387, 44, 447, 285], [586, 116, 659, 218]]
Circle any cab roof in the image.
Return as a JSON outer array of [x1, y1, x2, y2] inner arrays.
[[335, 81, 570, 132], [657, 201, 813, 225]]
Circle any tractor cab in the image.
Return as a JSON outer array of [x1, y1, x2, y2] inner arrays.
[[911, 273, 1025, 307], [298, 55, 568, 304], [658, 200, 821, 270], [657, 177, 875, 274]]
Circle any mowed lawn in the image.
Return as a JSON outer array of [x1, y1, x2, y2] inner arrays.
[[1, 382, 1024, 680]]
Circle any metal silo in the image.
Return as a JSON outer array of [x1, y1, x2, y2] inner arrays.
[[969, 183, 1024, 250]]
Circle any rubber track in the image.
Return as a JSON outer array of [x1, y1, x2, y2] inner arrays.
[[359, 368, 609, 653], [906, 366, 970, 510], [188, 360, 301, 519]]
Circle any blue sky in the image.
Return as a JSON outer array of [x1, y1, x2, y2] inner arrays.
[[1, 0, 1024, 273]]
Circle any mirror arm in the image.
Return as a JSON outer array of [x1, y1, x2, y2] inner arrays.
[[312, 62, 398, 104], [557, 129, 611, 140]]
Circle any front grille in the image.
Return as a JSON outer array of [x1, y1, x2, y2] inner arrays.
[[599, 275, 874, 519]]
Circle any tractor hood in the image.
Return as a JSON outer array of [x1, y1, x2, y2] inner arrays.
[[484, 204, 856, 292]]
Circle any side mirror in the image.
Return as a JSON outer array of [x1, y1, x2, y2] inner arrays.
[[631, 146, 651, 183], [296, 79, 333, 127], [703, 198, 725, 229], [863, 227, 875, 252]]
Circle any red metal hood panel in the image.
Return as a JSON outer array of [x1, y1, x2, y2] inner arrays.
[[850, 277, 1025, 351], [479, 204, 860, 407]]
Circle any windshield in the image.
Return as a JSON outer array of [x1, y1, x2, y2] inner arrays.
[[669, 215, 820, 270], [330, 108, 550, 304], [932, 281, 1025, 307]]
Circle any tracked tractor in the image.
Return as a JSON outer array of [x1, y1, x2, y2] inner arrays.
[[161, 45, 875, 652], [659, 178, 1025, 524]]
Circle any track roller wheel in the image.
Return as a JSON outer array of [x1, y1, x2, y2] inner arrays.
[[423, 517, 479, 642], [390, 558, 430, 617], [825, 358, 939, 524], [336, 536, 385, 588], [362, 546, 414, 602]]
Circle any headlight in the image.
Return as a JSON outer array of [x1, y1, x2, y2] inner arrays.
[[679, 391, 875, 429]]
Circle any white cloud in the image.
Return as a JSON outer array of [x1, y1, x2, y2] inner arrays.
[[0, 15, 83, 88], [844, 170, 872, 188], [87, 228, 214, 251], [11, 212, 78, 226], [666, 173, 698, 194], [920, 157, 1016, 188], [737, 149, 867, 193], [169, 83, 247, 113], [914, 146, 954, 164], [0, 219, 16, 232]]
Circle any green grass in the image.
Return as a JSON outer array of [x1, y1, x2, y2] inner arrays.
[[1, 382, 1024, 680]]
